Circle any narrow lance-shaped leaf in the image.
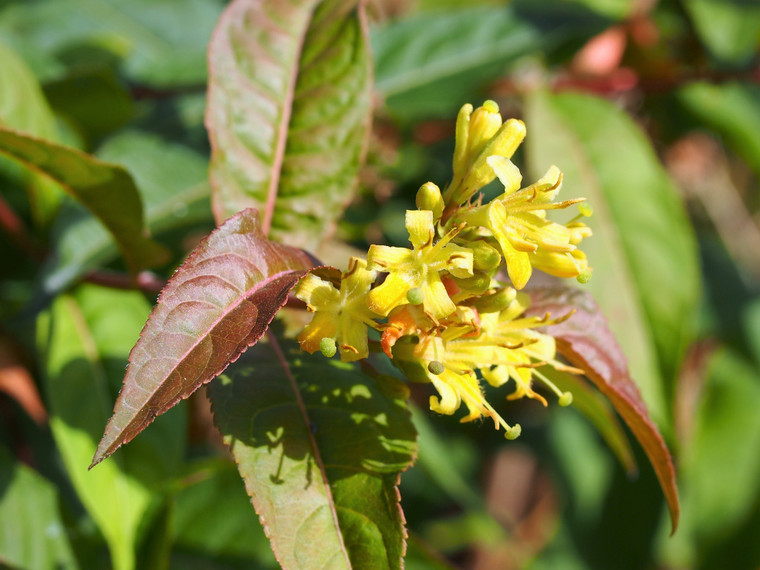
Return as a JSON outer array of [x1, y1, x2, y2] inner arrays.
[[206, 0, 372, 248], [529, 285, 680, 534], [208, 339, 417, 569], [0, 126, 167, 272], [92, 208, 313, 467]]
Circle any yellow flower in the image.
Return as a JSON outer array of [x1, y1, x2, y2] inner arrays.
[[445, 100, 526, 207], [456, 157, 591, 289], [295, 257, 379, 362], [393, 334, 522, 439], [367, 209, 474, 320]]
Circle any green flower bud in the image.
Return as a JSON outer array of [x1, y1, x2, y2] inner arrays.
[[474, 286, 517, 313], [453, 272, 491, 295], [468, 240, 502, 271]]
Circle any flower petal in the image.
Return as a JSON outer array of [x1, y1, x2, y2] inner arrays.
[[367, 244, 413, 270], [295, 274, 340, 310], [367, 272, 412, 316], [487, 155, 522, 195], [406, 209, 434, 250], [423, 271, 457, 320], [298, 312, 339, 354]]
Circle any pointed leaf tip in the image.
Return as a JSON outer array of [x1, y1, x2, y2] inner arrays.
[[91, 209, 313, 467], [528, 285, 680, 533]]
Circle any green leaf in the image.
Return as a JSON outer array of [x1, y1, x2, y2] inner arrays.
[[541, 367, 636, 475], [528, 285, 680, 534], [0, 127, 169, 272], [372, 3, 608, 120], [0, 39, 62, 224], [206, 0, 373, 248], [40, 130, 212, 296], [207, 340, 417, 569], [92, 209, 313, 466], [172, 460, 278, 567], [678, 82, 760, 179], [37, 285, 187, 570], [0, 446, 79, 570], [525, 90, 701, 425], [664, 349, 760, 568], [682, 0, 760, 65], [44, 68, 134, 142], [0, 0, 222, 87]]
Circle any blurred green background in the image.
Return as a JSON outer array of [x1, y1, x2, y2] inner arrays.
[[1, 0, 759, 568]]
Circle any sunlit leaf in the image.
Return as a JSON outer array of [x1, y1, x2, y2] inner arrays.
[[0, 127, 168, 272], [37, 285, 187, 570], [207, 0, 372, 247], [92, 209, 313, 467], [525, 90, 701, 425], [0, 446, 78, 570], [529, 285, 680, 533], [208, 340, 417, 569]]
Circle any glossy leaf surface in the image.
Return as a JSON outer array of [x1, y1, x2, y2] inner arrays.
[[208, 341, 417, 569], [526, 91, 700, 424], [529, 285, 680, 533], [92, 209, 313, 466], [38, 285, 187, 570], [0, 127, 167, 272], [207, 0, 372, 247]]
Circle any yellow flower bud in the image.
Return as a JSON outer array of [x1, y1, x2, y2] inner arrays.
[[415, 182, 444, 220]]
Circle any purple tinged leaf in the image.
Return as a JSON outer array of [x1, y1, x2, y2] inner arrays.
[[206, 0, 372, 248], [91, 209, 313, 467], [529, 285, 680, 534]]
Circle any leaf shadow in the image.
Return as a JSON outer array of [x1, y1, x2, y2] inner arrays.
[[209, 340, 417, 489]]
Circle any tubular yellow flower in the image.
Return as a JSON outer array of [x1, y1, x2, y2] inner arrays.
[[456, 156, 592, 289], [367, 210, 474, 320], [295, 257, 379, 362], [446, 101, 526, 207]]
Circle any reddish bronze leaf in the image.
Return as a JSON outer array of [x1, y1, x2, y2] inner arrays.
[[528, 285, 680, 533], [91, 209, 313, 467]]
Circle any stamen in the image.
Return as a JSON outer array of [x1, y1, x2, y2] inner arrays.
[[532, 367, 572, 404]]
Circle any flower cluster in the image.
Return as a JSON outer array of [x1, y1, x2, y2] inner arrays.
[[295, 101, 592, 438]]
